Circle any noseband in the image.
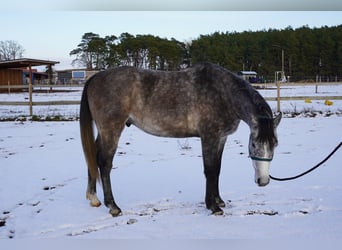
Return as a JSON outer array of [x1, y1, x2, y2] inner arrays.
[[249, 147, 273, 162], [250, 155, 273, 162]]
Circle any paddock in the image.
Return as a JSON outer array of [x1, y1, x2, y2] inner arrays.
[[0, 116, 341, 238]]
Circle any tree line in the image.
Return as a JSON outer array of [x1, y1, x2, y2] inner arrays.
[[70, 25, 341, 81], [190, 25, 342, 81], [69, 32, 189, 71]]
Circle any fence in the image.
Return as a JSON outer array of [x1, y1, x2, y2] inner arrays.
[[252, 81, 342, 112], [0, 82, 341, 118], [0, 84, 81, 117]]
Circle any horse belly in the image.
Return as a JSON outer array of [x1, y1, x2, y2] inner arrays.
[[128, 112, 199, 138]]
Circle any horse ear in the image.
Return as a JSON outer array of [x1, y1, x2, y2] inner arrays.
[[273, 113, 282, 128]]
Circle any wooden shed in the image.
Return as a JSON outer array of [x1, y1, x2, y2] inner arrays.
[[0, 58, 59, 92]]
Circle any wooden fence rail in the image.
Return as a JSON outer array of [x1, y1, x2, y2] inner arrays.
[[0, 100, 80, 106], [0, 83, 341, 117], [1, 82, 341, 89], [264, 96, 342, 101], [0, 84, 83, 90], [1, 96, 341, 107]]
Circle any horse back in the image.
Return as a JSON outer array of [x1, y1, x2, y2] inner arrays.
[[86, 64, 240, 138]]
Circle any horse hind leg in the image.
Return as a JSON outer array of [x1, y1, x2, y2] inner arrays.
[[86, 170, 101, 207], [96, 126, 124, 217]]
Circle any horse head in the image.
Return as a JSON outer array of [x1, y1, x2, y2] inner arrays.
[[249, 113, 282, 186]]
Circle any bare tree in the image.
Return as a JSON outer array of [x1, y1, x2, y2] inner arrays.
[[0, 40, 25, 60]]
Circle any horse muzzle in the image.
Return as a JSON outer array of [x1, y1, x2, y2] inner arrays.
[[252, 160, 270, 187]]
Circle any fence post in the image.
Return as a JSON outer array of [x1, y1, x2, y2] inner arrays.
[[29, 64, 33, 116], [275, 71, 281, 112], [277, 80, 281, 112]]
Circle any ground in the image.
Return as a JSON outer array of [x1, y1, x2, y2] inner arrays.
[[0, 83, 341, 240], [0, 116, 341, 239]]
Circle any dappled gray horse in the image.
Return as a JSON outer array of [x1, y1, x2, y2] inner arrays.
[[80, 62, 281, 216]]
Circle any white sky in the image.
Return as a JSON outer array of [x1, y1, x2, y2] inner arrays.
[[1, 11, 341, 69]]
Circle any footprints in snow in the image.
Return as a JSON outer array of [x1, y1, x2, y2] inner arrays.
[[1, 199, 44, 238], [65, 195, 321, 237], [0, 133, 76, 159], [0, 177, 78, 239]]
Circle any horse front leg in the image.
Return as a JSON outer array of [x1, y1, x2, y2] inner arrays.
[[201, 136, 227, 215]]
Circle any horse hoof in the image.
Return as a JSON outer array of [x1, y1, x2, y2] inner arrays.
[[212, 209, 224, 216], [90, 200, 101, 207], [209, 206, 224, 216], [87, 193, 101, 207], [217, 202, 225, 208], [216, 199, 226, 208], [109, 208, 122, 217]]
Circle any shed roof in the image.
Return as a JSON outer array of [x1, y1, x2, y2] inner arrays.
[[238, 71, 257, 75], [0, 58, 59, 69]]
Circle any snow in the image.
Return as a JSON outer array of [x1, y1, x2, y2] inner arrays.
[[0, 84, 341, 240]]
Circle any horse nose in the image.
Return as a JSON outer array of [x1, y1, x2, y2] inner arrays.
[[257, 177, 270, 187]]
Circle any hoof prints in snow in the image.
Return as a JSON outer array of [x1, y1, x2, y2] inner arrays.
[[0, 178, 79, 239], [0, 194, 328, 238], [245, 210, 279, 216]]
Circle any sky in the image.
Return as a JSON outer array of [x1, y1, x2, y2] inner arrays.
[[1, 11, 341, 70]]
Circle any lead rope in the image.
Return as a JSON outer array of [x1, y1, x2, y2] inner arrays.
[[269, 142, 342, 181]]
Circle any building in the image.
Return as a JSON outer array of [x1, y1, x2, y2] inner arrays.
[[237, 71, 262, 83], [56, 69, 98, 84], [0, 58, 59, 92]]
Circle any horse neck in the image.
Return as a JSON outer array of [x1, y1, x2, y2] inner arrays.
[[231, 84, 271, 129]]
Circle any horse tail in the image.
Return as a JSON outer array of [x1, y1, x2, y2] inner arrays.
[[80, 82, 98, 180]]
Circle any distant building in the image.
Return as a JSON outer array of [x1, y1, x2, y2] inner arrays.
[[237, 71, 262, 83], [56, 69, 99, 84]]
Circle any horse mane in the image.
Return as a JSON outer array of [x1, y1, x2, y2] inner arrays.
[[228, 69, 276, 148], [247, 87, 277, 148], [194, 63, 277, 148], [249, 85, 277, 148], [257, 116, 277, 148]]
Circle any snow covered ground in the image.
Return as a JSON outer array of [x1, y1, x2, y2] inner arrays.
[[0, 117, 341, 239], [0, 84, 341, 240]]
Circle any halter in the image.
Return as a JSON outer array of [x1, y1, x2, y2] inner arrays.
[[249, 147, 273, 162], [250, 155, 273, 162]]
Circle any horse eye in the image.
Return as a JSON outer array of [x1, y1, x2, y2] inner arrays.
[[252, 143, 256, 148]]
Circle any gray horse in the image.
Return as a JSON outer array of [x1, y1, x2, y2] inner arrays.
[[80, 62, 281, 216]]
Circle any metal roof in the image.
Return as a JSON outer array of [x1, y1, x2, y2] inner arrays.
[[0, 58, 59, 69], [238, 71, 257, 75]]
